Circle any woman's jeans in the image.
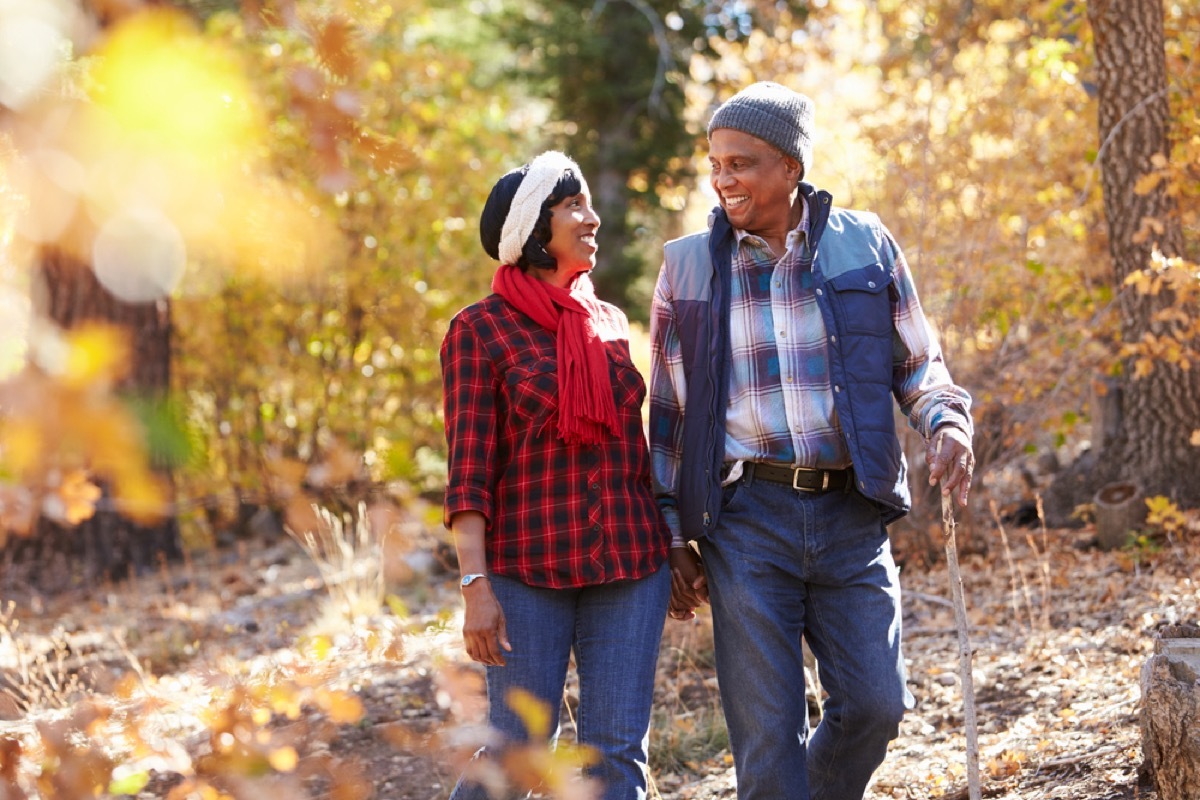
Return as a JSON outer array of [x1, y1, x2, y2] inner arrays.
[[699, 476, 914, 800], [449, 567, 670, 800]]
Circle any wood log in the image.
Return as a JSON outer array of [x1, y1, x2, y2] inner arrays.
[[1140, 625, 1200, 800], [1093, 481, 1145, 550]]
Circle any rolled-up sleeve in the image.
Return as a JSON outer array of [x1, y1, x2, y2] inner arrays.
[[440, 312, 498, 528]]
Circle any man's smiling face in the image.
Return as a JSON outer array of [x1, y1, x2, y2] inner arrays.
[[708, 128, 802, 235]]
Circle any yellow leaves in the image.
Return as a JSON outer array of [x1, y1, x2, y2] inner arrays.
[[985, 748, 1028, 778], [497, 688, 600, 799], [314, 687, 365, 724], [90, 9, 260, 158], [8, 5, 341, 300], [60, 324, 130, 391], [306, 635, 334, 662], [0, 323, 169, 530], [108, 769, 151, 795], [507, 687, 552, 740], [1133, 171, 1165, 196], [1, 419, 41, 476], [266, 745, 298, 772], [1145, 495, 1186, 536], [1117, 251, 1200, 378], [49, 469, 102, 525]]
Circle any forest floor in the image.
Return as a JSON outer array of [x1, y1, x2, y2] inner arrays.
[[1, 496, 1198, 800]]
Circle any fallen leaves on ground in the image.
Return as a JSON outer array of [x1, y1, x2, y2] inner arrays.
[[0, 513, 1196, 800]]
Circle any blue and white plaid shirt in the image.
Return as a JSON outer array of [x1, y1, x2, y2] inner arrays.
[[650, 201, 972, 503]]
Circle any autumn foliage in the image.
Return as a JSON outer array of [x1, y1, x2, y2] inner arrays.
[[0, 0, 1198, 796]]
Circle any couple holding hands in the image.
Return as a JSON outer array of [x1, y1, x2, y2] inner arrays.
[[440, 81, 976, 800]]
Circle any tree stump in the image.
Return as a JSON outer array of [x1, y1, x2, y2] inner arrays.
[[1094, 481, 1145, 550], [1140, 624, 1200, 800]]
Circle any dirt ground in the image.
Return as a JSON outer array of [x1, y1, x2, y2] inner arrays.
[[1, 510, 1197, 800]]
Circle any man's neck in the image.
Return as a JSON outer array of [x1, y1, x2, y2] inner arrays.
[[744, 194, 806, 258]]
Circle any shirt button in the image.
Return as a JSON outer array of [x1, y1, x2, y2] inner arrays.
[[834, 385, 842, 392], [775, 281, 781, 288], [778, 330, 786, 338], [830, 335, 837, 343], [868, 281, 876, 288], [816, 288, 823, 296], [591, 482, 600, 490], [786, 376, 793, 383], [592, 524, 602, 533]]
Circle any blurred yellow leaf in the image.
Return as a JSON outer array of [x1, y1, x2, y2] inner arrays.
[[90, 9, 260, 157], [1133, 171, 1164, 195], [505, 687, 551, 741], [114, 471, 170, 524], [57, 469, 102, 525], [316, 688, 365, 724], [267, 746, 298, 772], [268, 685, 303, 721], [1, 419, 42, 475], [308, 635, 333, 661], [61, 324, 130, 390]]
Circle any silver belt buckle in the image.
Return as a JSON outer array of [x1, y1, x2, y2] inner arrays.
[[791, 468, 829, 492]]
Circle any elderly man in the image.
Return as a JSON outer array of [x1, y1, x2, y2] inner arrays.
[[649, 81, 976, 800]]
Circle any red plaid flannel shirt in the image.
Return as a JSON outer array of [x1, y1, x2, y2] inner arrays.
[[440, 293, 669, 589]]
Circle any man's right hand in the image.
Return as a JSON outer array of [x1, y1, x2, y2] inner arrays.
[[667, 546, 709, 621], [462, 580, 511, 666]]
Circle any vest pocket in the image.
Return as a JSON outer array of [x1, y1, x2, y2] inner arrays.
[[826, 263, 893, 336]]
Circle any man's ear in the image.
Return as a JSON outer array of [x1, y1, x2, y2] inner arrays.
[[785, 156, 803, 181]]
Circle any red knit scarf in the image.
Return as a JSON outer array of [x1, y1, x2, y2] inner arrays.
[[492, 264, 620, 445]]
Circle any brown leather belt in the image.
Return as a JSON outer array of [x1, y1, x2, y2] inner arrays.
[[741, 462, 853, 493]]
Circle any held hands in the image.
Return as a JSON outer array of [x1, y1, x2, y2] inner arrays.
[[667, 546, 709, 621], [461, 580, 511, 666], [926, 426, 975, 508]]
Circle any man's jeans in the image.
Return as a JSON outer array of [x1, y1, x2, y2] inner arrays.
[[449, 567, 670, 800], [699, 476, 913, 800]]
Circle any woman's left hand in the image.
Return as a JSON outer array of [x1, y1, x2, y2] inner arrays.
[[462, 580, 511, 666]]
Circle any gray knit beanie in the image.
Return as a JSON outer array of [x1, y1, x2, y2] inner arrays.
[[708, 81, 814, 178]]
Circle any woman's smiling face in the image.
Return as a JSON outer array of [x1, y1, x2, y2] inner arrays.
[[541, 184, 601, 287]]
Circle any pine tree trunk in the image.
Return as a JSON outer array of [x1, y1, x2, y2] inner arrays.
[[21, 247, 182, 589], [1079, 0, 1200, 506]]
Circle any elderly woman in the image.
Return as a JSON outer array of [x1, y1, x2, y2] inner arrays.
[[441, 151, 670, 800]]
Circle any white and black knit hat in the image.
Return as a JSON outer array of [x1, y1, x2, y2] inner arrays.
[[708, 81, 814, 177], [479, 151, 582, 267]]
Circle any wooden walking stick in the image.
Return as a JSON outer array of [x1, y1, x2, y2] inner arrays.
[[939, 434, 981, 800]]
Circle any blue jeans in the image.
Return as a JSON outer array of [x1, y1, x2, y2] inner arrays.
[[698, 477, 913, 800], [449, 567, 670, 800]]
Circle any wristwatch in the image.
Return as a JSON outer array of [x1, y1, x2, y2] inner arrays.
[[460, 573, 488, 588]]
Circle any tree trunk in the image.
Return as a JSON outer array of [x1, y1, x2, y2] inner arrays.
[[1093, 480, 1145, 550], [591, 122, 635, 306], [1140, 625, 1200, 800], [19, 247, 182, 589], [1066, 0, 1200, 508]]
